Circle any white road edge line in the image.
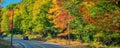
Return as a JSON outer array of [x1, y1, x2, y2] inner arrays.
[[16, 41, 28, 48], [38, 44, 46, 48]]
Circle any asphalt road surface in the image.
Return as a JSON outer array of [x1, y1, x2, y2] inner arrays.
[[3, 37, 68, 48]]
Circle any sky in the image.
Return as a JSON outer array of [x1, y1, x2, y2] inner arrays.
[[0, 0, 21, 8]]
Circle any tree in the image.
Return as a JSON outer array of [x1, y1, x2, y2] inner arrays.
[[1, 9, 9, 34], [48, 0, 75, 37], [0, 7, 3, 32], [0, 0, 3, 4]]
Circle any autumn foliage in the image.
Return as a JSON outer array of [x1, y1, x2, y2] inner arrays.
[[79, 1, 120, 33], [53, 10, 74, 29], [1, 0, 120, 47]]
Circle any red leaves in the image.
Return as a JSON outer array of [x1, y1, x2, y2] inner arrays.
[[8, 9, 14, 30], [53, 10, 74, 29], [1, 31, 5, 34], [82, 12, 120, 33], [8, 20, 13, 30], [8, 9, 14, 17]]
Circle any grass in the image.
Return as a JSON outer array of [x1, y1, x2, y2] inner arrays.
[[12, 35, 120, 48], [0, 44, 10, 48], [46, 38, 120, 48], [46, 38, 81, 46], [0, 39, 14, 48]]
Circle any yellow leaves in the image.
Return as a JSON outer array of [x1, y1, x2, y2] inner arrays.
[[48, 0, 67, 29], [32, 25, 43, 32], [94, 33, 103, 38], [53, 10, 74, 29], [78, 1, 95, 17], [25, 31, 31, 35], [52, 0, 57, 4], [49, 0, 65, 14], [48, 7, 60, 13], [52, 0, 65, 7], [50, 0, 75, 30], [80, 1, 95, 10], [57, 28, 72, 36], [33, 0, 51, 16], [71, 0, 75, 3], [14, 9, 19, 14], [14, 9, 21, 18], [47, 14, 54, 20]]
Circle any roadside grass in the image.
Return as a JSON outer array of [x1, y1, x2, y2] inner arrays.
[[0, 39, 14, 48], [13, 35, 120, 48], [46, 38, 120, 48], [46, 38, 81, 46], [0, 44, 10, 48]]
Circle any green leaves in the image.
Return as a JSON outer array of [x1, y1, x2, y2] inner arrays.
[[1, 10, 9, 33], [0, 0, 4, 4], [0, 0, 120, 46], [64, 0, 82, 17], [6, 3, 18, 10], [90, 1, 115, 17]]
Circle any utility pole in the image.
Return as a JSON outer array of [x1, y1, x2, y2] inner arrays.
[[8, 9, 14, 47], [67, 11, 70, 46], [0, 7, 2, 33]]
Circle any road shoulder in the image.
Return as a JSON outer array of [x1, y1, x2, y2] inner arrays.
[[3, 37, 24, 48]]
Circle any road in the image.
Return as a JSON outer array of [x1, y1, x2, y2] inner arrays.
[[3, 37, 68, 48]]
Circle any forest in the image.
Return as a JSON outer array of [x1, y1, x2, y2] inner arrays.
[[0, 0, 120, 47]]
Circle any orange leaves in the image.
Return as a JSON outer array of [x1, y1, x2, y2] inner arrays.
[[57, 28, 72, 36], [8, 9, 14, 30], [8, 9, 14, 17], [78, 0, 120, 33], [53, 10, 74, 29], [49, 0, 75, 29], [52, 0, 65, 7], [48, 7, 60, 13], [49, 0, 65, 14], [82, 15, 95, 24], [48, 0, 75, 37], [8, 20, 13, 30], [82, 12, 120, 33]]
